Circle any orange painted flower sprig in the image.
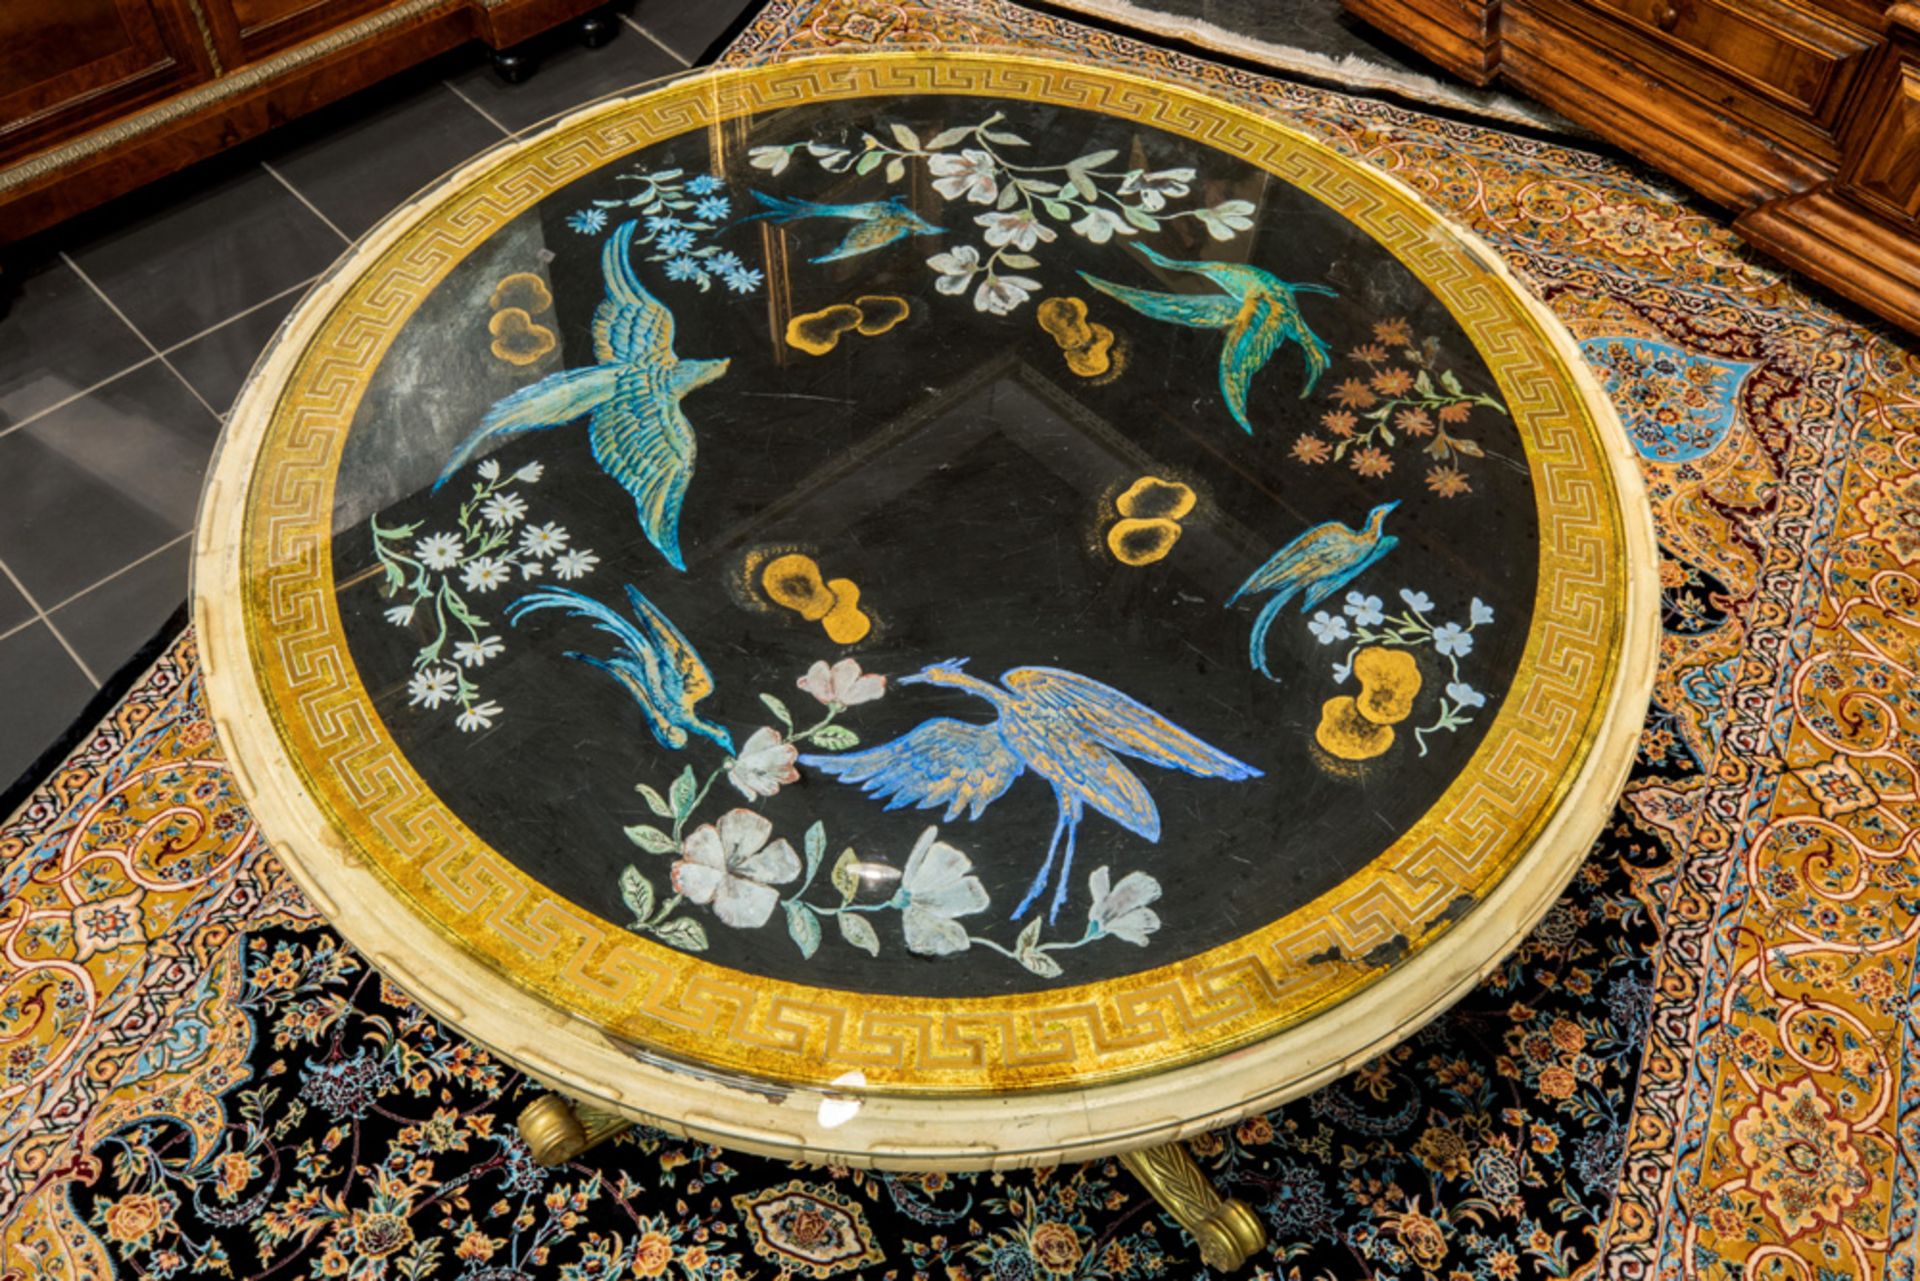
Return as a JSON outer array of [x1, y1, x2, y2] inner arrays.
[[1288, 317, 1508, 498]]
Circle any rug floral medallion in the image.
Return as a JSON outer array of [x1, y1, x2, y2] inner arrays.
[[3, 3, 1917, 1281]]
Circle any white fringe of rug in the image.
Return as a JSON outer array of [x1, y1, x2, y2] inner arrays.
[[1040, 0, 1578, 131]]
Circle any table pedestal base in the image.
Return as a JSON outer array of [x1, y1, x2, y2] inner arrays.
[[516, 1094, 1268, 1272]]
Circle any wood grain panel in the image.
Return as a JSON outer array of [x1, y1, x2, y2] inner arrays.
[[0, 0, 210, 155]]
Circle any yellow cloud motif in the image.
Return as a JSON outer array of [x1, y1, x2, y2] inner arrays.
[[786, 296, 912, 355], [1107, 518, 1182, 566], [489, 272, 553, 315], [488, 308, 557, 365], [1038, 296, 1119, 379], [1103, 475, 1197, 566], [1115, 476, 1197, 521], [762, 554, 874, 645], [1315, 646, 1424, 761]]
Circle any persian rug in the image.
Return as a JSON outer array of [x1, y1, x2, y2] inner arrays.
[[5, 3, 1919, 1280]]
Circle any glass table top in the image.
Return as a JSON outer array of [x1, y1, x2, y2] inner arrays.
[[197, 52, 1653, 1154]]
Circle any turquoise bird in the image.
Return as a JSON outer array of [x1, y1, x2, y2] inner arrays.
[[802, 660, 1261, 923], [434, 220, 727, 571], [1228, 502, 1399, 682], [1079, 243, 1337, 433], [506, 584, 732, 753], [746, 191, 943, 263]]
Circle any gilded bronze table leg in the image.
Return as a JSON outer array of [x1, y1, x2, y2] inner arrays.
[[1120, 1140, 1267, 1272], [517, 1094, 636, 1165]]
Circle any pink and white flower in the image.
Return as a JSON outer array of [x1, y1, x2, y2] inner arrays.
[[727, 726, 800, 799], [672, 809, 800, 929], [797, 659, 886, 709]]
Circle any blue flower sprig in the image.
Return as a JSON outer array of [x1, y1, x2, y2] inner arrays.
[[1308, 587, 1497, 757], [568, 169, 763, 295]]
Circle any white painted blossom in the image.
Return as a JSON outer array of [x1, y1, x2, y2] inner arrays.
[[1308, 611, 1350, 645], [973, 274, 1040, 315], [552, 548, 599, 580], [520, 560, 543, 579], [1447, 681, 1487, 709], [519, 522, 569, 558], [456, 700, 502, 732], [1433, 623, 1474, 657], [1086, 867, 1162, 945], [477, 459, 501, 480], [672, 809, 801, 930], [1194, 199, 1256, 241], [928, 149, 997, 203], [974, 210, 1054, 252], [453, 635, 505, 668], [748, 144, 792, 175], [460, 558, 511, 593], [1470, 598, 1495, 626], [1343, 592, 1385, 626], [1400, 588, 1435, 613], [927, 244, 982, 295], [513, 462, 544, 483], [408, 668, 457, 709], [1117, 167, 1195, 211], [894, 828, 989, 957], [480, 491, 528, 527], [415, 533, 463, 570], [384, 603, 416, 626], [1071, 207, 1131, 244], [727, 727, 799, 800]]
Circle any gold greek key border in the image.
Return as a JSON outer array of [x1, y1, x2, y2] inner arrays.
[[232, 53, 1629, 1094]]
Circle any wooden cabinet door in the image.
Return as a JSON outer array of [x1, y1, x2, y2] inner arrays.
[[0, 0, 214, 165], [199, 0, 403, 66]]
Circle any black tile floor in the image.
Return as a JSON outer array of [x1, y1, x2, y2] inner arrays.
[[0, 0, 753, 794]]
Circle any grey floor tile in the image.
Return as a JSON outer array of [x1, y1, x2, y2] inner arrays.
[[0, 572, 31, 636], [447, 25, 684, 135], [48, 538, 190, 680], [65, 162, 347, 351], [0, 255, 151, 430], [0, 362, 220, 604], [269, 80, 508, 241], [166, 286, 309, 418], [635, 0, 754, 63], [0, 623, 98, 791]]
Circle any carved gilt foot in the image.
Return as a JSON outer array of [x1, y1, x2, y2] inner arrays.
[[1120, 1139, 1267, 1272], [517, 1094, 636, 1166]]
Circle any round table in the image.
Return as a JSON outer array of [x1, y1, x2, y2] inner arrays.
[[194, 51, 1656, 1270]]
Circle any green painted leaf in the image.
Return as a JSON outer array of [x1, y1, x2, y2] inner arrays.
[[1017, 947, 1063, 979], [785, 901, 822, 959], [805, 821, 827, 864], [885, 157, 906, 184], [1414, 370, 1435, 396], [856, 151, 884, 176], [926, 125, 972, 149], [635, 784, 673, 818], [1016, 918, 1042, 954], [838, 912, 881, 957], [832, 849, 861, 902], [759, 693, 793, 728], [670, 766, 698, 818], [890, 122, 921, 151], [1121, 204, 1160, 232], [624, 824, 677, 855], [981, 129, 1029, 146], [1440, 369, 1464, 395], [996, 182, 1020, 211], [811, 725, 860, 751], [619, 866, 655, 921], [1068, 170, 1097, 203], [1042, 200, 1074, 221], [652, 917, 708, 952], [1074, 148, 1119, 170], [999, 253, 1040, 270]]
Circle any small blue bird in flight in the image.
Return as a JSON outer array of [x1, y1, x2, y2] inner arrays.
[[434, 220, 727, 571], [1229, 502, 1400, 681], [746, 191, 943, 263], [1079, 243, 1337, 433], [802, 660, 1260, 922], [507, 584, 732, 753]]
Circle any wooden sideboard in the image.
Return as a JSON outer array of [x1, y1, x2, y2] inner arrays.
[[0, 0, 607, 244], [1344, 0, 1920, 335]]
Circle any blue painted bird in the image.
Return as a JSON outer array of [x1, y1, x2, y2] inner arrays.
[[745, 191, 943, 263], [434, 220, 727, 571], [1079, 243, 1337, 434], [802, 660, 1260, 923], [1228, 502, 1400, 681], [506, 584, 732, 753]]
